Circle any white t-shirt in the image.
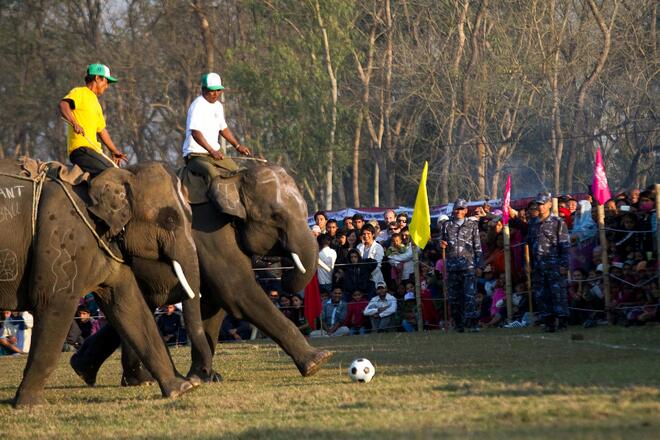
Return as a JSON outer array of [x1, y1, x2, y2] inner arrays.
[[317, 246, 337, 285], [182, 95, 228, 156]]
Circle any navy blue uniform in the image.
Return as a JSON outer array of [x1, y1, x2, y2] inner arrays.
[[441, 217, 483, 329]]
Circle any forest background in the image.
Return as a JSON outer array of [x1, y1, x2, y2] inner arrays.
[[0, 0, 657, 211]]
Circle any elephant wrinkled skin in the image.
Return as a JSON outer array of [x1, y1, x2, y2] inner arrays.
[[0, 159, 202, 406]]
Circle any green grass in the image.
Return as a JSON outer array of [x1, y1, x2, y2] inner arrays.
[[1, 326, 659, 439]]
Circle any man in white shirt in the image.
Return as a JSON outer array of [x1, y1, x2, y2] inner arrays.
[[317, 235, 337, 293], [356, 224, 385, 296], [363, 282, 397, 332], [183, 72, 252, 182]]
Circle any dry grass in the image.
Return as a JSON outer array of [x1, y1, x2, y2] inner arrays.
[[1, 326, 659, 439]]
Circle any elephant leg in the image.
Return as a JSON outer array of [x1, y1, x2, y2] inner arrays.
[[93, 279, 193, 398], [216, 276, 332, 377], [186, 296, 222, 382], [13, 299, 79, 407], [70, 323, 121, 386]]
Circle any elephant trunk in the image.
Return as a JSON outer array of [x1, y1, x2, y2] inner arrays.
[[281, 227, 318, 293]]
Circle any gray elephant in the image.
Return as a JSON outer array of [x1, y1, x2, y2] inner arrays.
[[0, 159, 204, 406], [72, 163, 332, 383]]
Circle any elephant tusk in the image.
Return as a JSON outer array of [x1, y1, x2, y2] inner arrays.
[[291, 252, 307, 274], [172, 260, 196, 299]]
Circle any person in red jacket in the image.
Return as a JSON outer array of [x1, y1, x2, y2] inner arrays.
[[344, 290, 369, 335]]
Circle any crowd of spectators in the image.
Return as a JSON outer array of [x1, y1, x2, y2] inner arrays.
[[260, 186, 659, 337]]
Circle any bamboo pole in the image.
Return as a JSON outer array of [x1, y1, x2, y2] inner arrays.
[[656, 184, 660, 289], [552, 197, 559, 216], [597, 204, 612, 323], [413, 244, 424, 332], [524, 244, 533, 316], [503, 224, 513, 321], [441, 247, 449, 332]]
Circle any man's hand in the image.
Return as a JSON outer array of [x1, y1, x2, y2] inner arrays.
[[440, 240, 448, 249], [72, 121, 85, 135], [236, 144, 251, 156], [210, 149, 224, 161], [111, 151, 128, 166]]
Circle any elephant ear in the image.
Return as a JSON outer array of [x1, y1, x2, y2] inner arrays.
[[208, 176, 246, 220], [87, 168, 134, 236]]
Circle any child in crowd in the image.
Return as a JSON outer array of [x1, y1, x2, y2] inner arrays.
[[386, 232, 407, 286], [289, 294, 311, 336], [484, 274, 506, 327], [343, 290, 369, 335]]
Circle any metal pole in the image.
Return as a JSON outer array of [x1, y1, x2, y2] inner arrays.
[[413, 244, 424, 332], [524, 244, 533, 316], [503, 224, 513, 321], [597, 204, 612, 323]]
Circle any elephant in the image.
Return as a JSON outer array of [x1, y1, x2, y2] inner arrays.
[[0, 159, 206, 406], [71, 163, 332, 384]]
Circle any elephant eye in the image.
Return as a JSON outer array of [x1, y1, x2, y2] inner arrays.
[[156, 207, 181, 231]]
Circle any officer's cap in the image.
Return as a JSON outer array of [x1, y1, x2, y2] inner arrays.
[[535, 193, 552, 204], [453, 199, 468, 209]]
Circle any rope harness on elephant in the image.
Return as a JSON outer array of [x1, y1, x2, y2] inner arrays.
[[0, 162, 124, 264]]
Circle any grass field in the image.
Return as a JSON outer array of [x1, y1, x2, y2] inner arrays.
[[1, 326, 659, 439]]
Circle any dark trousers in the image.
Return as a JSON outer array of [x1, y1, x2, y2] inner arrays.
[[447, 269, 478, 326], [532, 266, 568, 320], [70, 147, 113, 176]]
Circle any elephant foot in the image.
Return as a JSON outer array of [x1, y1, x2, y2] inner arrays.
[[120, 365, 156, 387], [297, 350, 333, 377], [70, 352, 98, 387], [161, 378, 195, 399], [187, 368, 224, 384], [12, 391, 47, 408]]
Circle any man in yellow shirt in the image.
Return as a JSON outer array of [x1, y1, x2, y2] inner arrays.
[[59, 63, 127, 175]]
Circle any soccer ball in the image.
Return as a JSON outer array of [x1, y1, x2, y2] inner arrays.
[[348, 358, 375, 383]]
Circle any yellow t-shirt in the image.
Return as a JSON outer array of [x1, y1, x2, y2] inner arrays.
[[62, 86, 106, 155]]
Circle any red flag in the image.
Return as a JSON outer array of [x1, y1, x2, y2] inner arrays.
[[502, 175, 511, 225], [304, 273, 322, 330], [592, 148, 611, 205]]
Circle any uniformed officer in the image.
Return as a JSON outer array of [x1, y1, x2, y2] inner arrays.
[[527, 193, 570, 332], [440, 199, 483, 332]]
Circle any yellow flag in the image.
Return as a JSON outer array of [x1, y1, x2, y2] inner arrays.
[[409, 161, 431, 249]]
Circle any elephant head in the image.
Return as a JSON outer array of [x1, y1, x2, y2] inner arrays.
[[208, 164, 316, 292], [87, 162, 200, 298]]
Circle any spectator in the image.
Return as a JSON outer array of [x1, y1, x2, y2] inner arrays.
[[288, 294, 311, 335], [377, 209, 397, 243], [343, 290, 369, 335], [363, 282, 398, 333], [76, 306, 96, 340], [220, 314, 252, 342], [317, 234, 337, 294], [396, 213, 409, 229], [314, 210, 328, 233], [279, 295, 295, 322], [311, 287, 350, 337], [352, 214, 365, 231], [483, 275, 506, 328], [268, 289, 280, 307], [343, 216, 354, 230], [325, 218, 341, 250], [341, 249, 376, 302], [156, 304, 185, 345], [386, 232, 414, 286], [400, 291, 418, 332], [357, 224, 385, 296], [0, 311, 25, 355], [311, 224, 322, 238]]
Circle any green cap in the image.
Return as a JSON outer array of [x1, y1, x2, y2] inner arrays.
[[87, 63, 118, 83], [201, 72, 224, 91]]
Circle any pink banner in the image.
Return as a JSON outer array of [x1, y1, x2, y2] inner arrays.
[[502, 175, 511, 225], [592, 148, 611, 205]]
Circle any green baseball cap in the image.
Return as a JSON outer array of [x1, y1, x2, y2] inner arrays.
[[87, 63, 118, 83], [201, 72, 224, 91]]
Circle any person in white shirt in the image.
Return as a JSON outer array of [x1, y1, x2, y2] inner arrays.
[[317, 235, 337, 293], [183, 72, 252, 182], [356, 224, 385, 296], [363, 282, 397, 332]]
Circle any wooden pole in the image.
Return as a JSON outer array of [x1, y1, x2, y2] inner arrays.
[[597, 204, 612, 323], [441, 247, 449, 332], [656, 184, 660, 288], [503, 224, 513, 321], [413, 244, 424, 332], [524, 244, 533, 316], [552, 197, 559, 216]]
